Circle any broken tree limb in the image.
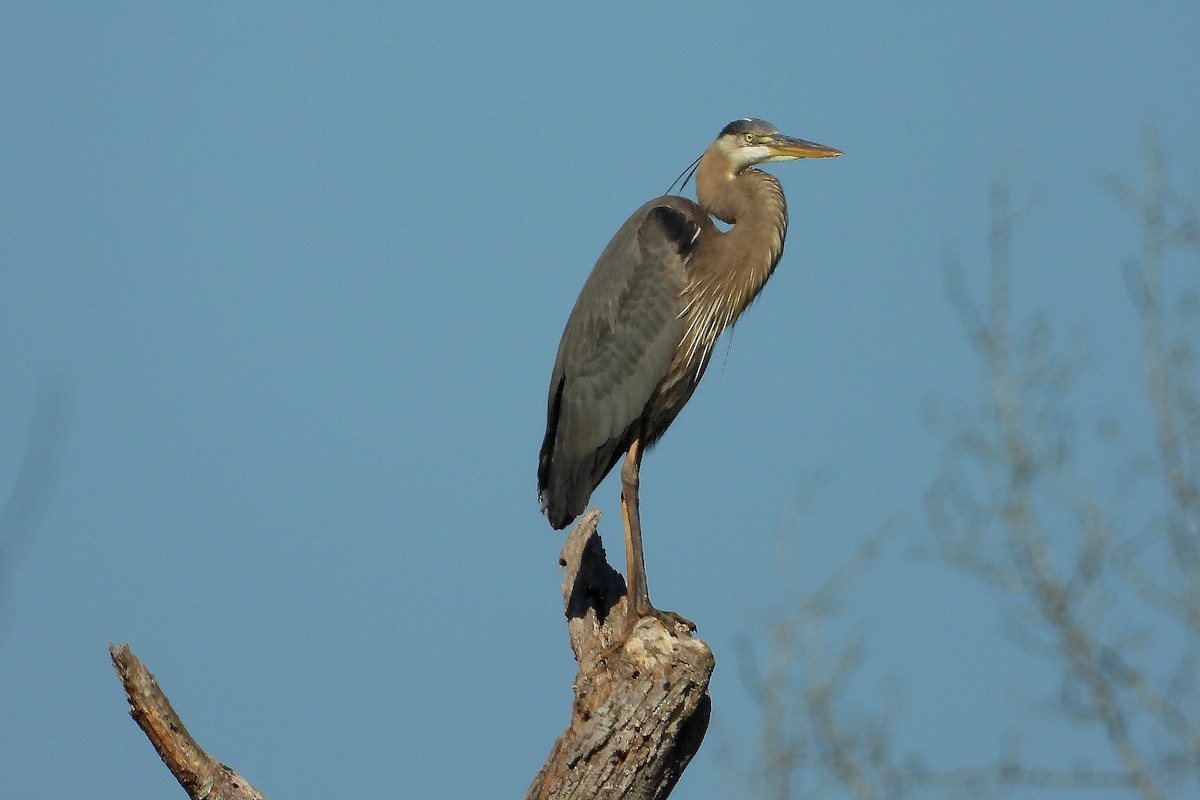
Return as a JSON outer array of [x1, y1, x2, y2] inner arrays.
[[526, 509, 715, 800], [110, 643, 267, 800]]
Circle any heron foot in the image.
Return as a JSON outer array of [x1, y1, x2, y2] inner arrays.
[[649, 607, 697, 635], [598, 601, 696, 663], [630, 596, 696, 636]]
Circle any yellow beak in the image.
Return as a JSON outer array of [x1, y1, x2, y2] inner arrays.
[[767, 134, 843, 159]]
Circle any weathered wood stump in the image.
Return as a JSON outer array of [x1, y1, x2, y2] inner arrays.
[[526, 509, 714, 800]]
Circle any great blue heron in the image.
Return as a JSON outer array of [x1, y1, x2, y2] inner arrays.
[[538, 118, 841, 629]]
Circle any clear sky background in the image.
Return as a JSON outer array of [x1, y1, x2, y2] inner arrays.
[[3, 2, 1199, 797]]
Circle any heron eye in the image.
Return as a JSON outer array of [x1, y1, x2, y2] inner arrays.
[[743, 132, 755, 144]]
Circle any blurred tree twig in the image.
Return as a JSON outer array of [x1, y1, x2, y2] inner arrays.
[[0, 381, 70, 616], [734, 131, 1200, 798]]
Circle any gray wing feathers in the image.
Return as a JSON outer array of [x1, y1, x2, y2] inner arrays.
[[539, 201, 698, 527]]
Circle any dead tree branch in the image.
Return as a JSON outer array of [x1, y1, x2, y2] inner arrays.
[[111, 512, 711, 798], [110, 643, 267, 800], [526, 509, 714, 800]]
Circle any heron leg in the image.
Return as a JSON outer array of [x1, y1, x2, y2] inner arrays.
[[620, 438, 696, 633], [620, 439, 651, 616]]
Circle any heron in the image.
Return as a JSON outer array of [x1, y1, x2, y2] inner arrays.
[[538, 118, 841, 630]]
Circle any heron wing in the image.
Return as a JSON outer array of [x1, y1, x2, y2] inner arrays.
[[539, 198, 703, 528]]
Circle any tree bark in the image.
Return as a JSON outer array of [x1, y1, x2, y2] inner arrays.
[[526, 509, 714, 800], [110, 643, 267, 800]]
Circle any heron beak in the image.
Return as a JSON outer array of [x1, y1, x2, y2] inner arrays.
[[766, 134, 843, 160]]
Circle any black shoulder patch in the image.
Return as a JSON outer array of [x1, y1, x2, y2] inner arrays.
[[642, 205, 700, 260]]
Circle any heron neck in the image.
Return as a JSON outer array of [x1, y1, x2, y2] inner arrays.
[[696, 148, 785, 216], [694, 161, 789, 286], [674, 160, 789, 375]]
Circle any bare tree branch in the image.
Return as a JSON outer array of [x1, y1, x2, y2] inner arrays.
[[110, 643, 267, 800]]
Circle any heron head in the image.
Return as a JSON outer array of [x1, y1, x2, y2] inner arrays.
[[714, 118, 842, 173]]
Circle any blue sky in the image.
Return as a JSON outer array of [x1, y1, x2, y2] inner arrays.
[[3, 2, 1199, 797]]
